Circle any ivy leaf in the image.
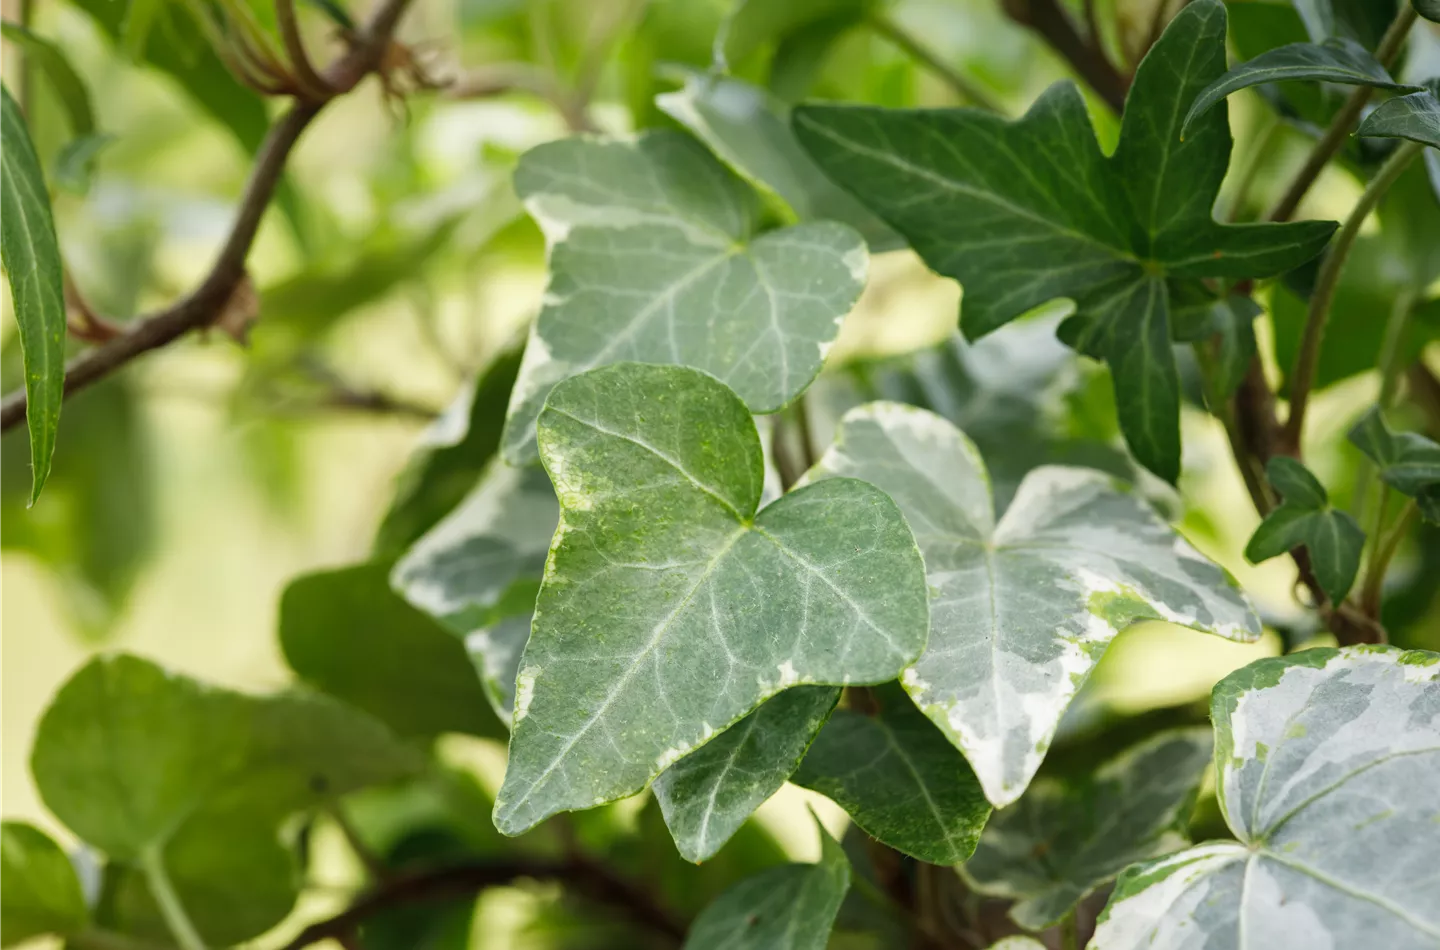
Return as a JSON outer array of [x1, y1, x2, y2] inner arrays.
[[808, 403, 1258, 807], [1182, 38, 1418, 137], [373, 344, 525, 558], [1, 85, 66, 505], [494, 364, 930, 835], [654, 686, 840, 863], [279, 563, 506, 741], [656, 71, 902, 249], [793, 683, 992, 864], [1245, 457, 1365, 604], [1419, 0, 1440, 24], [30, 654, 423, 862], [392, 460, 556, 640], [467, 613, 534, 726], [0, 821, 88, 946], [1356, 78, 1440, 148], [1348, 406, 1440, 522], [500, 131, 868, 464], [793, 0, 1337, 482], [1092, 647, 1440, 949], [682, 811, 850, 950], [959, 728, 1212, 930]]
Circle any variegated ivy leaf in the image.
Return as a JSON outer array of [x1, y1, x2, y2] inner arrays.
[[682, 811, 850, 950], [499, 131, 868, 464], [1245, 457, 1364, 604], [807, 403, 1258, 807], [1348, 406, 1440, 523], [1182, 38, 1418, 137], [656, 71, 901, 250], [1356, 79, 1440, 149], [1092, 647, 1440, 950], [793, 0, 1337, 482], [792, 683, 991, 864], [960, 728, 1212, 930], [654, 686, 839, 863], [493, 364, 929, 836]]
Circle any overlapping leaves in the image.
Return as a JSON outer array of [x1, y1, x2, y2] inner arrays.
[[500, 131, 867, 463], [494, 363, 929, 836], [807, 403, 1257, 807], [1349, 406, 1440, 522], [1245, 457, 1364, 604], [1092, 647, 1440, 949], [793, 0, 1337, 482]]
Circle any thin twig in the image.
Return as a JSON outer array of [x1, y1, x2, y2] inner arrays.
[[276, 0, 336, 100], [869, 13, 1002, 111], [1361, 499, 1417, 623], [1000, 0, 1128, 113], [1281, 141, 1423, 453], [0, 0, 419, 434], [274, 857, 687, 950], [1267, 5, 1418, 222]]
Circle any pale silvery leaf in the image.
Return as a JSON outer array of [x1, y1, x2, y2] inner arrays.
[[1092, 647, 1440, 950], [807, 403, 1259, 807], [494, 364, 929, 835], [656, 70, 901, 250], [961, 728, 1212, 930], [500, 131, 867, 463], [465, 613, 533, 727], [682, 811, 850, 950], [391, 460, 557, 637], [654, 686, 840, 863], [792, 683, 991, 864]]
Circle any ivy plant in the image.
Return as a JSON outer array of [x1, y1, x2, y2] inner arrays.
[[4, 0, 1440, 949]]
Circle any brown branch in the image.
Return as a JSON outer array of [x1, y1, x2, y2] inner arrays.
[[275, 857, 687, 950], [1000, 0, 1129, 113], [277, 0, 337, 100], [0, 0, 417, 435]]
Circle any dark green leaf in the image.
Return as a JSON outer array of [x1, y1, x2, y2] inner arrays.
[[1293, 0, 1402, 48], [1182, 38, 1416, 138], [793, 0, 1337, 482], [373, 343, 524, 558], [682, 812, 850, 950], [1174, 293, 1262, 399], [1356, 79, 1440, 148], [1418, 0, 1440, 23], [654, 686, 840, 863], [0, 821, 87, 946], [1, 84, 65, 504], [494, 363, 930, 835], [1245, 457, 1364, 603], [279, 563, 506, 741], [960, 728, 1212, 930], [0, 23, 95, 135], [1348, 406, 1440, 521], [794, 684, 991, 864], [656, 71, 901, 249]]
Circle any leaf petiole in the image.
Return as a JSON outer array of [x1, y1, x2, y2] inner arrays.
[[139, 844, 209, 950]]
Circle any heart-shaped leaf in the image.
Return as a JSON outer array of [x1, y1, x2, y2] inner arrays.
[[682, 811, 851, 950], [0, 822, 87, 946], [654, 685, 840, 863], [656, 70, 901, 249], [1348, 406, 1440, 522], [793, 683, 992, 864], [494, 363, 929, 835], [960, 728, 1212, 930], [1182, 38, 1418, 137], [1091, 647, 1440, 949], [808, 403, 1258, 807], [793, 0, 1336, 482], [1245, 457, 1365, 603], [500, 131, 867, 463], [1356, 79, 1440, 149]]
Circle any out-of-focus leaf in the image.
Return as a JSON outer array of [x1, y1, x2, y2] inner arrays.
[[654, 686, 840, 863], [1245, 457, 1365, 604], [960, 728, 1212, 930], [1, 84, 66, 504], [1172, 292, 1261, 398], [1356, 78, 1440, 148], [373, 343, 524, 558], [279, 563, 506, 741], [0, 23, 95, 134], [1183, 38, 1417, 137], [656, 71, 901, 249], [1418, 0, 1440, 23], [1349, 406, 1440, 522], [794, 683, 991, 864], [1293, 0, 1401, 48], [682, 813, 850, 950], [719, 0, 874, 68], [52, 133, 114, 194], [766, 9, 863, 101], [0, 822, 88, 947]]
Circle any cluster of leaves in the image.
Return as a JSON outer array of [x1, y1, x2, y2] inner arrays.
[[5, 0, 1440, 949]]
